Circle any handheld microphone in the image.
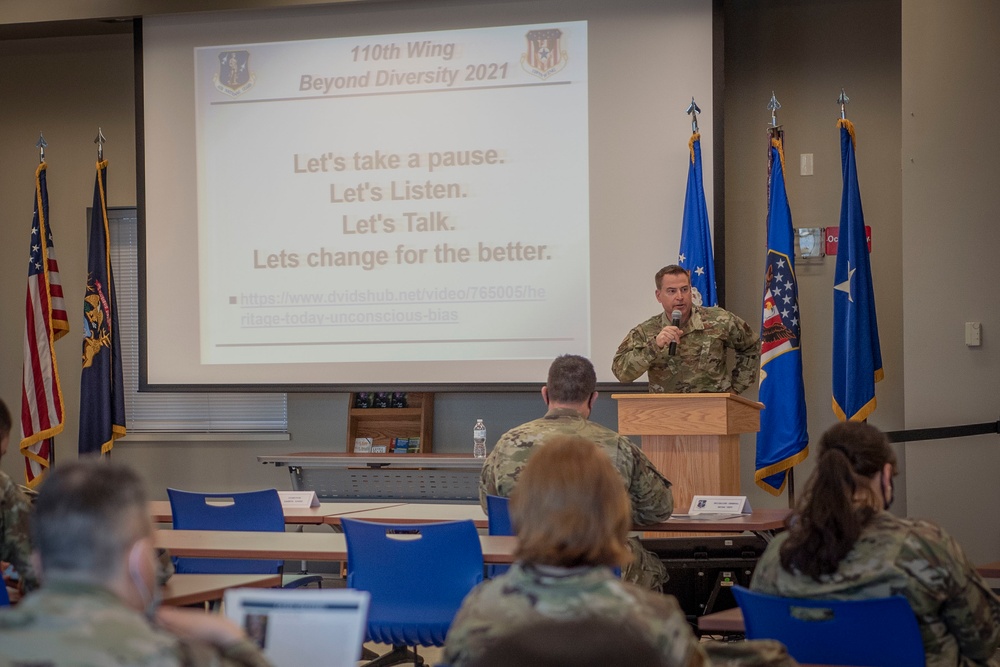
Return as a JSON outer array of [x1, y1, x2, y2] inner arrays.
[[668, 309, 681, 356]]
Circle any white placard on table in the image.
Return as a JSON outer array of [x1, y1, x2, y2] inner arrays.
[[277, 491, 320, 508], [670, 495, 752, 521]]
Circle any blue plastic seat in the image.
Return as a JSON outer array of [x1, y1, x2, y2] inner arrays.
[[485, 494, 513, 536], [732, 585, 924, 667], [168, 488, 287, 574], [485, 494, 513, 578], [0, 582, 9, 606], [341, 518, 484, 667], [168, 488, 323, 590]]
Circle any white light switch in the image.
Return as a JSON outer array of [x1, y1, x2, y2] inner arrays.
[[800, 153, 814, 176], [965, 321, 982, 346]]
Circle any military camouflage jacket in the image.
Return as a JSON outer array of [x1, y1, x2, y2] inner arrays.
[[479, 408, 673, 525], [479, 408, 673, 588], [0, 580, 273, 667], [612, 306, 760, 394], [0, 470, 38, 592], [752, 511, 1000, 667], [442, 562, 709, 667]]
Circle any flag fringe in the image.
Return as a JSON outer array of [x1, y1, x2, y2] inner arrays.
[[837, 118, 857, 149], [770, 135, 786, 174], [755, 446, 810, 496], [688, 132, 701, 164], [832, 394, 878, 423]]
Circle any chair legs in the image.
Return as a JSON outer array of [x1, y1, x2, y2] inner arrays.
[[361, 644, 424, 667]]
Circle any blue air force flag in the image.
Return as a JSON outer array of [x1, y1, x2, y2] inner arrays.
[[755, 136, 808, 495], [832, 119, 883, 421], [677, 133, 718, 307]]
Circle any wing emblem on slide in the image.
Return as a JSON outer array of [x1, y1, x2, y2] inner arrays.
[[214, 50, 256, 97], [521, 29, 568, 80]]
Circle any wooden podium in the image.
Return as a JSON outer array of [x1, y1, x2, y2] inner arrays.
[[612, 393, 763, 511]]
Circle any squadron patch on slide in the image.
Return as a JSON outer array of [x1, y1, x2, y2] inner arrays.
[[214, 50, 256, 97], [521, 29, 567, 80]]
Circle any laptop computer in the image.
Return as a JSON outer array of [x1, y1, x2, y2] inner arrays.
[[224, 587, 370, 667]]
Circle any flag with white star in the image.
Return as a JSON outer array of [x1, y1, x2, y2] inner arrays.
[[677, 133, 717, 306], [833, 119, 883, 421], [755, 134, 808, 495], [20, 162, 69, 487]]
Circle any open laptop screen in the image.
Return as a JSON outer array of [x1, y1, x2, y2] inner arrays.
[[224, 587, 370, 667]]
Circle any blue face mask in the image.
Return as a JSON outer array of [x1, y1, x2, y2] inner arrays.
[[128, 543, 163, 620]]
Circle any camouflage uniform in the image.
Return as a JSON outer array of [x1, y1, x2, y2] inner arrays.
[[443, 562, 797, 667], [0, 469, 38, 592], [0, 579, 273, 667], [752, 511, 1000, 667], [612, 306, 760, 394], [442, 562, 708, 667], [479, 407, 673, 589]]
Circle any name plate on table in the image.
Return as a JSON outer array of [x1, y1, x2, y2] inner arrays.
[[278, 491, 320, 508], [672, 495, 752, 521]]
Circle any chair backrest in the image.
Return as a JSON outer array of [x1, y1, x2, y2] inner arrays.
[[485, 494, 513, 578], [167, 488, 284, 575], [732, 586, 925, 667], [485, 494, 513, 536], [340, 518, 484, 646], [224, 587, 370, 667], [0, 582, 9, 607]]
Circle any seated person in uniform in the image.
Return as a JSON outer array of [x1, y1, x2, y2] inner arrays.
[[465, 617, 666, 667], [0, 458, 272, 667], [480, 354, 673, 590], [447, 435, 795, 667], [0, 397, 39, 599], [752, 421, 1000, 666]]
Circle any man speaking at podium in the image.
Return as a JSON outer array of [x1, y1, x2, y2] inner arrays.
[[612, 265, 760, 394]]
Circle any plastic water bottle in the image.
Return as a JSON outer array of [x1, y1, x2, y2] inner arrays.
[[473, 418, 487, 458]]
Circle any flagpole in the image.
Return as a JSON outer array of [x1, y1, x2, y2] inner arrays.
[[686, 96, 701, 134], [766, 92, 790, 506], [37, 133, 56, 471]]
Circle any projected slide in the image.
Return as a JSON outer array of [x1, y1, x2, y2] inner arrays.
[[193, 22, 589, 366]]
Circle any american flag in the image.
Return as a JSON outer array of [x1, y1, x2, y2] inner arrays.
[[20, 163, 68, 487]]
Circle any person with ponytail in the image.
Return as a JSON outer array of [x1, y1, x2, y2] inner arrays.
[[752, 421, 1000, 666]]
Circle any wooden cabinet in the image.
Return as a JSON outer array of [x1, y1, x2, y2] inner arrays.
[[346, 392, 433, 453]]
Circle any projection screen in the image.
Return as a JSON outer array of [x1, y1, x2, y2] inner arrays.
[[140, 0, 714, 389]]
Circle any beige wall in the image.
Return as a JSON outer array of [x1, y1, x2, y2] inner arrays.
[[724, 0, 905, 510], [900, 0, 1000, 562], [2, 0, 999, 560], [0, 33, 136, 482]]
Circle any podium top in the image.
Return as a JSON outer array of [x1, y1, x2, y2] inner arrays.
[[610, 392, 763, 408], [611, 392, 763, 436]]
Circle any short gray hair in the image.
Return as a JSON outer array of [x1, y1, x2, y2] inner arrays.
[[32, 458, 151, 581]]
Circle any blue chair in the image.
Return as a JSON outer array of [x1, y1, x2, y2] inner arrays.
[[341, 518, 484, 667], [485, 494, 513, 536], [485, 494, 513, 578], [167, 488, 320, 587], [0, 582, 9, 606], [732, 585, 924, 667]]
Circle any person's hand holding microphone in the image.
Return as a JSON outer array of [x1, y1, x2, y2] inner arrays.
[[654, 309, 683, 354]]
